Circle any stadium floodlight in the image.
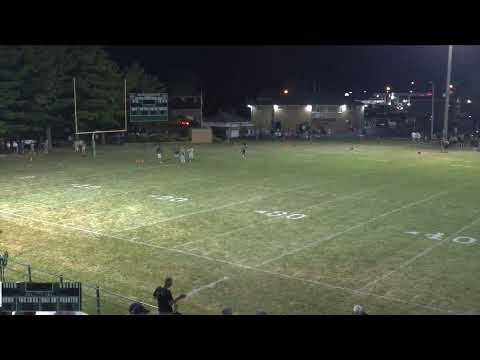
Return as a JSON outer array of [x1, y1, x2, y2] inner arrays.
[[273, 105, 279, 112], [305, 105, 312, 112]]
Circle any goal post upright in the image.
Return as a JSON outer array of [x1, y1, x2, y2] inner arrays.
[[73, 77, 128, 159]]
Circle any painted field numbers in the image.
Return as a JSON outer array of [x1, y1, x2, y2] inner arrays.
[[405, 230, 479, 246], [150, 195, 189, 203], [72, 184, 101, 190], [255, 210, 307, 220]]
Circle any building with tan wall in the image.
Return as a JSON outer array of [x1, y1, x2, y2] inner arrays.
[[248, 93, 364, 135]]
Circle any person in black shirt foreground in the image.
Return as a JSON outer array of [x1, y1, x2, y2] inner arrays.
[[153, 277, 186, 315]]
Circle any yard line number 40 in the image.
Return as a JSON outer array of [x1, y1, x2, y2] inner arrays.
[[254, 210, 306, 220]]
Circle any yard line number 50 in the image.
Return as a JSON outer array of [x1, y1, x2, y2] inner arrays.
[[255, 210, 307, 220]]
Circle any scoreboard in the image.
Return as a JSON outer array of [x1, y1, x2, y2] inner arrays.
[[0, 282, 82, 312], [129, 93, 168, 123]]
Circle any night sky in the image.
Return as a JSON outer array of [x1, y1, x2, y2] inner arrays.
[[107, 46, 480, 114]]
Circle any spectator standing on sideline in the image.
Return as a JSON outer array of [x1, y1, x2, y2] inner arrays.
[[12, 140, 18, 153], [153, 277, 186, 315], [128, 302, 150, 315], [352, 305, 367, 315], [6, 141, 11, 152], [222, 307, 233, 315]]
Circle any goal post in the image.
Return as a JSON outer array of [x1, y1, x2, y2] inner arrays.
[[73, 77, 128, 159]]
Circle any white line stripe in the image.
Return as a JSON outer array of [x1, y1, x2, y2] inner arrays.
[[118, 167, 394, 235], [115, 182, 320, 234], [0, 209, 455, 314], [256, 190, 450, 267], [174, 186, 382, 250], [186, 277, 229, 297], [359, 215, 480, 291]]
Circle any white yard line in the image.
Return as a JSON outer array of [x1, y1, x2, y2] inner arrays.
[[256, 190, 450, 268], [174, 186, 380, 249], [186, 277, 229, 297], [0, 209, 456, 314], [359, 215, 480, 291], [115, 167, 393, 235], [114, 182, 322, 234]]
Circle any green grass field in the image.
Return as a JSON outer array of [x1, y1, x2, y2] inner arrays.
[[1, 139, 480, 315]]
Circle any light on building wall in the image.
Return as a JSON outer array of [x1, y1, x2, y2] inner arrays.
[[402, 99, 408, 103], [273, 105, 279, 112], [407, 102, 411, 107], [283, 89, 289, 94], [305, 105, 312, 112], [467, 99, 472, 104], [409, 90, 413, 94], [376, 94, 380, 98], [386, 86, 391, 91], [449, 84, 454, 89], [344, 92, 350, 97], [411, 81, 415, 85], [339, 104, 347, 113], [247, 105, 253, 110]]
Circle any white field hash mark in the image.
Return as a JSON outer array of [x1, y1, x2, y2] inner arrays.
[[0, 208, 457, 314], [256, 190, 450, 267], [186, 277, 229, 297], [359, 215, 480, 291]]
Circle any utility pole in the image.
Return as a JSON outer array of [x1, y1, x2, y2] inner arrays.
[[200, 88, 203, 128], [430, 81, 435, 140], [443, 45, 453, 141]]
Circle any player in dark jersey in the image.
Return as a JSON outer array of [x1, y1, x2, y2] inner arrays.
[[241, 143, 247, 159]]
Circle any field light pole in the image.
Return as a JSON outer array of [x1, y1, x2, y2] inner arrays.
[[443, 45, 453, 141]]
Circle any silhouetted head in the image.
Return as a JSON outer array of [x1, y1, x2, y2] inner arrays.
[[164, 277, 173, 288]]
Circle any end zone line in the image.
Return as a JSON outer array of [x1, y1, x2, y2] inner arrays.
[[359, 215, 480, 291], [0, 209, 456, 314], [256, 190, 450, 268]]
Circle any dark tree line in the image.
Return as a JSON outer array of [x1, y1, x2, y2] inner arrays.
[[0, 46, 165, 148]]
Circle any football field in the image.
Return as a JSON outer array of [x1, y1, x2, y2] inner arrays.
[[1, 139, 480, 315]]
